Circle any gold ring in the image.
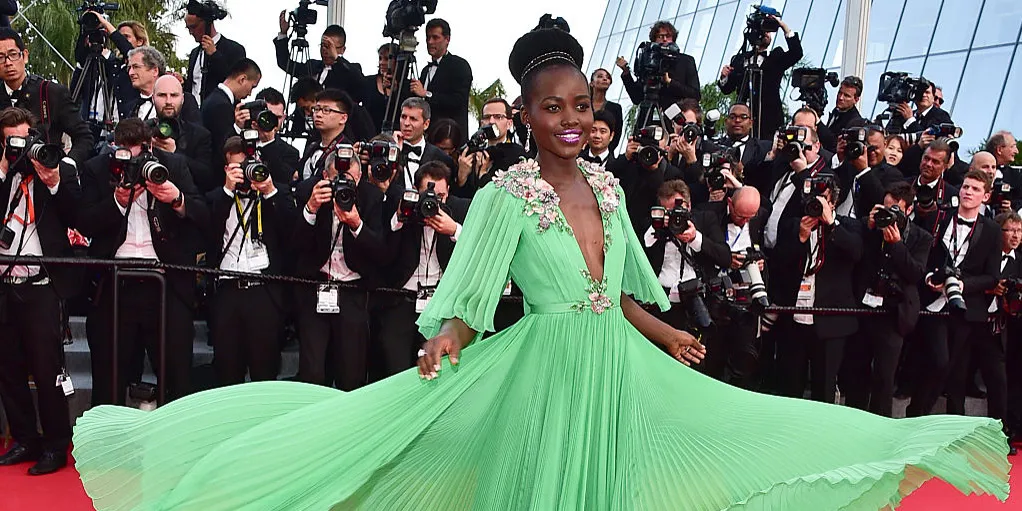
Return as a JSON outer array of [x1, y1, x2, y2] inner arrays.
[[683, 346, 691, 353]]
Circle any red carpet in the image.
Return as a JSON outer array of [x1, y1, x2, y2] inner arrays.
[[0, 447, 1019, 510]]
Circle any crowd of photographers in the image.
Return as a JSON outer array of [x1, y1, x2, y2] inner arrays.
[[0, 0, 1020, 476]]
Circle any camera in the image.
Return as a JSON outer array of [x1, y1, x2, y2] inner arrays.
[[931, 266, 966, 313], [1002, 277, 1022, 317], [464, 124, 501, 154], [4, 135, 64, 170], [873, 204, 907, 230], [877, 72, 929, 105], [744, 5, 781, 47], [634, 125, 665, 168], [780, 125, 810, 161], [914, 183, 938, 209], [925, 123, 963, 152], [241, 100, 280, 132], [633, 41, 682, 90], [702, 149, 738, 191], [187, 0, 228, 25], [77, 1, 119, 40], [383, 0, 438, 39], [147, 117, 180, 141], [791, 67, 839, 116], [991, 178, 1016, 207], [735, 245, 769, 312], [801, 175, 833, 218], [399, 181, 442, 222], [678, 278, 713, 328], [650, 199, 691, 236], [874, 267, 904, 301], [679, 122, 703, 143], [235, 158, 269, 194], [330, 175, 357, 211], [362, 140, 400, 182], [109, 147, 169, 187], [840, 127, 867, 161], [289, 0, 329, 39]]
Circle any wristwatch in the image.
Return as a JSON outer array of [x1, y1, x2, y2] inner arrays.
[[425, 91, 433, 99], [171, 193, 184, 209]]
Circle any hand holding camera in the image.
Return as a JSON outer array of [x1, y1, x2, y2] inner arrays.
[[224, 162, 245, 192], [147, 180, 182, 206], [114, 183, 144, 209], [676, 221, 697, 244], [306, 180, 333, 215], [895, 102, 914, 121], [799, 216, 819, 243], [615, 56, 628, 72], [234, 104, 251, 131], [278, 10, 290, 34], [425, 209, 458, 237], [410, 80, 426, 98], [334, 200, 361, 229]]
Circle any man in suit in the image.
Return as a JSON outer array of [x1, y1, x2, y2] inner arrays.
[[579, 109, 615, 166], [910, 140, 960, 231], [984, 132, 1021, 212], [208, 136, 295, 386], [387, 97, 455, 205], [275, 15, 365, 104], [116, 46, 166, 122], [0, 108, 82, 475], [252, 87, 300, 186], [0, 28, 94, 167], [608, 131, 680, 237], [293, 146, 387, 390], [200, 58, 261, 185], [761, 126, 837, 252], [70, 10, 135, 129], [183, 1, 246, 106], [826, 76, 866, 133], [1000, 214, 1022, 444], [840, 182, 931, 416], [889, 80, 953, 136], [834, 127, 905, 220], [151, 75, 214, 192], [370, 162, 469, 381], [79, 118, 209, 405], [772, 175, 862, 403], [907, 170, 1001, 417], [664, 99, 721, 205], [452, 97, 526, 198], [298, 88, 356, 183], [642, 179, 731, 369], [410, 18, 472, 137], [721, 103, 772, 195], [718, 14, 802, 139], [617, 20, 700, 109]]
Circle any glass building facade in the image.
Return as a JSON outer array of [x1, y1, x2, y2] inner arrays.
[[589, 0, 1022, 150]]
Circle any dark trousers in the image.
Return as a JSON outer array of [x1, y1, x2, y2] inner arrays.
[[778, 322, 846, 403], [296, 284, 369, 390], [1006, 319, 1022, 434], [368, 292, 421, 382], [840, 316, 903, 417], [906, 316, 972, 416], [0, 283, 71, 451], [88, 276, 195, 405], [212, 281, 284, 386], [969, 322, 1008, 425], [652, 301, 724, 379], [719, 314, 761, 389]]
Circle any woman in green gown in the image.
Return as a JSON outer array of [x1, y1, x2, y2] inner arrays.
[[70, 24, 1010, 511]]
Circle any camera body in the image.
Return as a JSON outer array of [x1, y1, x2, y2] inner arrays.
[[362, 140, 400, 182], [110, 147, 169, 188], [188, 0, 229, 24], [241, 100, 280, 132], [5, 135, 64, 171], [914, 183, 940, 209], [840, 127, 867, 161], [1003, 277, 1022, 316], [877, 71, 929, 105], [289, 0, 328, 38], [650, 198, 691, 236], [873, 204, 908, 231], [77, 1, 119, 38], [791, 67, 839, 115], [679, 122, 703, 143], [147, 117, 180, 141], [702, 149, 737, 191], [931, 265, 966, 312], [633, 41, 682, 89], [801, 175, 833, 218], [677, 278, 714, 328], [384, 0, 438, 38], [745, 5, 780, 46], [780, 125, 810, 161], [991, 178, 1017, 207], [634, 125, 665, 168], [464, 124, 501, 154], [399, 181, 442, 223]]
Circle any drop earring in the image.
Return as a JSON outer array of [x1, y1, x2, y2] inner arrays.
[[525, 123, 532, 153]]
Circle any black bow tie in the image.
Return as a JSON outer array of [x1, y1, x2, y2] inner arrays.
[[956, 216, 975, 227], [402, 144, 422, 157], [1003, 253, 1013, 261], [582, 152, 603, 164], [425, 60, 439, 68], [731, 137, 748, 147]]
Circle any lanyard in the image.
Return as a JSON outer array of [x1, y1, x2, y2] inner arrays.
[[418, 227, 438, 288], [803, 227, 826, 277], [233, 194, 263, 242], [725, 223, 747, 249], [4, 174, 34, 226], [947, 216, 978, 266]]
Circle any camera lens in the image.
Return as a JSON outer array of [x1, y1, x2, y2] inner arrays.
[[28, 143, 65, 168], [244, 161, 269, 183], [140, 160, 169, 184]]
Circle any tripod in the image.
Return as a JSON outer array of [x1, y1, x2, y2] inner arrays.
[[732, 30, 767, 139], [381, 30, 420, 134], [70, 42, 115, 139], [280, 19, 316, 140], [631, 80, 670, 144]]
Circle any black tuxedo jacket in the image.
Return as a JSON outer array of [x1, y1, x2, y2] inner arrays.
[[0, 163, 83, 297], [199, 87, 237, 181], [719, 33, 804, 138], [0, 75, 95, 167], [921, 212, 1002, 323], [383, 195, 470, 288], [78, 150, 210, 297], [890, 106, 953, 134], [773, 216, 863, 338], [826, 106, 865, 133], [596, 101, 624, 154], [419, 52, 472, 135], [911, 178, 960, 231], [837, 161, 905, 219], [724, 137, 773, 195], [643, 209, 731, 281], [206, 187, 297, 275], [184, 36, 246, 103], [454, 142, 527, 199], [292, 177, 388, 288], [622, 52, 701, 109], [856, 221, 932, 336], [385, 143, 456, 210], [698, 199, 773, 283], [174, 120, 214, 193], [274, 37, 365, 104], [607, 156, 681, 237], [258, 138, 301, 186]]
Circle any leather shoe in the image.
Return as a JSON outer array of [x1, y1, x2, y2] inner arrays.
[[0, 443, 40, 466], [27, 450, 67, 476], [1010, 445, 1018, 457]]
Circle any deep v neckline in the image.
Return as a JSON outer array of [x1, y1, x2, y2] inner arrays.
[[540, 167, 607, 283]]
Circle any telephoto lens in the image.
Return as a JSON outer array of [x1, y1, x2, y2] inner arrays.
[[331, 176, 357, 211], [140, 159, 169, 185]]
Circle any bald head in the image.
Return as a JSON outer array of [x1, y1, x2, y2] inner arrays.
[[729, 186, 761, 227], [153, 75, 184, 119], [970, 151, 998, 181]]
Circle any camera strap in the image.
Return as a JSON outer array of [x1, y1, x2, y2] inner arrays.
[[38, 80, 51, 139], [947, 215, 978, 267], [217, 196, 256, 268], [3, 174, 34, 226], [233, 194, 263, 242], [418, 228, 439, 289], [803, 228, 825, 277]]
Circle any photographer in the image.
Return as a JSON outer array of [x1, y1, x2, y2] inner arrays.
[[298, 88, 354, 182], [720, 104, 771, 194], [840, 183, 931, 417], [761, 126, 834, 250], [984, 131, 1021, 211], [0, 28, 94, 167], [284, 77, 321, 140], [70, 9, 138, 126], [907, 170, 1001, 417], [79, 118, 209, 405], [201, 58, 261, 182], [718, 11, 802, 139], [615, 21, 700, 109], [293, 142, 386, 390], [909, 139, 959, 229], [1000, 214, 1022, 445], [151, 75, 214, 192], [642, 180, 730, 358], [183, 0, 246, 105], [363, 43, 401, 134], [275, 15, 365, 104], [207, 136, 295, 386], [665, 99, 727, 205], [580, 109, 615, 166], [834, 126, 905, 219], [371, 161, 468, 381], [609, 125, 678, 236], [411, 19, 473, 137], [391, 97, 455, 201], [891, 80, 952, 135], [250, 88, 300, 186], [0, 107, 82, 476], [790, 107, 837, 165], [452, 97, 526, 199], [772, 175, 861, 403]]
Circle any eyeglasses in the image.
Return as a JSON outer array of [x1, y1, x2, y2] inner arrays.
[[935, 97, 944, 105], [311, 106, 346, 115], [0, 51, 23, 63], [727, 114, 751, 121], [480, 113, 507, 121]]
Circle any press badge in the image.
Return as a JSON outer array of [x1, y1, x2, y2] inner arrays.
[[245, 241, 270, 271], [56, 370, 74, 397], [793, 276, 815, 324], [316, 284, 340, 314], [503, 280, 513, 296], [416, 285, 436, 313], [862, 290, 884, 308]]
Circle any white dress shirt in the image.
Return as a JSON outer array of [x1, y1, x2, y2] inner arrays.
[[836, 166, 872, 218], [926, 217, 975, 312], [190, 32, 223, 105], [990, 250, 1015, 313], [794, 230, 820, 325], [644, 226, 704, 303], [304, 207, 363, 281], [903, 105, 932, 130], [219, 189, 277, 275], [765, 171, 797, 249], [0, 170, 58, 277], [114, 190, 159, 260], [423, 54, 445, 90], [587, 148, 611, 165], [403, 137, 426, 186]]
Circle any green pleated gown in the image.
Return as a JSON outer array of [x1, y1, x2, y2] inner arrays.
[[72, 159, 1010, 510]]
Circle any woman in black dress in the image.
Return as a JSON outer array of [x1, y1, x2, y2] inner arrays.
[[590, 67, 624, 155]]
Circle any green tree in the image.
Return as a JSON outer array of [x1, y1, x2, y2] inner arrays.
[[12, 0, 185, 85], [469, 79, 506, 122]]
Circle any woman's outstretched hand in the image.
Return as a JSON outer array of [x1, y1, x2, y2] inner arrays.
[[665, 330, 706, 366], [417, 334, 462, 380]]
